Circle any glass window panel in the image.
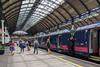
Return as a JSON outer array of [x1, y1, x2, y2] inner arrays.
[[27, 7, 31, 10], [41, 0, 48, 4], [52, 0, 60, 4], [20, 9, 25, 12], [22, 0, 29, 4], [33, 16, 41, 18], [36, 9, 46, 13], [21, 4, 28, 8], [26, 10, 30, 12], [29, 4, 33, 7], [20, 12, 25, 14], [32, 13, 38, 15], [20, 8, 26, 11], [24, 13, 28, 15], [30, 0, 36, 3], [47, 2, 53, 6], [36, 8, 41, 11], [51, 0, 64, 4], [18, 0, 65, 31], [34, 11, 45, 16], [33, 17, 40, 19], [43, 6, 49, 10], [34, 11, 39, 14], [38, 5, 44, 8], [41, 10, 48, 14], [38, 13, 46, 16], [51, 4, 57, 8], [48, 8, 53, 11], [32, 18, 37, 20], [32, 18, 39, 20], [34, 16, 43, 18], [32, 15, 39, 17], [32, 15, 39, 18], [21, 7, 27, 10], [20, 14, 24, 16]]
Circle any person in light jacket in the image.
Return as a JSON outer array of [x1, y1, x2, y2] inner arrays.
[[33, 38, 39, 54]]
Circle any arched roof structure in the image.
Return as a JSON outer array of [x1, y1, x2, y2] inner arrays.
[[0, 0, 100, 35]]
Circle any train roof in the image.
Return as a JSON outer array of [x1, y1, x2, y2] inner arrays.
[[37, 29, 70, 38], [35, 22, 100, 38], [77, 22, 100, 31], [48, 29, 70, 36]]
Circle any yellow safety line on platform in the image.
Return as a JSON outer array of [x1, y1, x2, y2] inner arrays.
[[91, 56, 100, 59], [51, 55, 83, 67], [89, 58, 100, 61]]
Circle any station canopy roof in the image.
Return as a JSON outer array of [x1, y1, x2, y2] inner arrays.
[[0, 0, 100, 35]]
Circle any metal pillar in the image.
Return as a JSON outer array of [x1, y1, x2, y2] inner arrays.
[[1, 20, 5, 44], [57, 34, 61, 48], [70, 24, 76, 55]]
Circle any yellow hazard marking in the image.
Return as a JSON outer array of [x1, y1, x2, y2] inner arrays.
[[91, 56, 100, 59], [51, 55, 83, 67], [89, 58, 100, 61]]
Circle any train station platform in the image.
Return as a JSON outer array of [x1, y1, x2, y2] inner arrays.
[[0, 46, 100, 67]]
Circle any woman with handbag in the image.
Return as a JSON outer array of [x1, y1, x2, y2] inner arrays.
[[9, 41, 15, 55]]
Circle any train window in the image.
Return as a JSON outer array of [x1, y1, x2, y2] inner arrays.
[[75, 30, 90, 46], [85, 30, 88, 32], [85, 41, 88, 44], [81, 43, 84, 46]]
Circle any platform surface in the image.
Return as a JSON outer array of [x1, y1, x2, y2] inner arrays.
[[0, 47, 100, 67]]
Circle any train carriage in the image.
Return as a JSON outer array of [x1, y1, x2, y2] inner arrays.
[[39, 36, 48, 49], [59, 33, 70, 53], [37, 23, 100, 62], [50, 35, 58, 50], [74, 29, 90, 57]]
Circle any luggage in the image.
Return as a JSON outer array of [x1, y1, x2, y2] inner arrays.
[[0, 45, 5, 55]]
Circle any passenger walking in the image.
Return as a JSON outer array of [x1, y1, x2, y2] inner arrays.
[[28, 40, 32, 47], [46, 36, 51, 54], [26, 40, 30, 51], [19, 40, 26, 53], [9, 41, 15, 55], [16, 40, 19, 46], [33, 38, 39, 54]]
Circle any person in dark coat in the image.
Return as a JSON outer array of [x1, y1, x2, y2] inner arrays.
[[19, 40, 26, 53], [46, 36, 51, 54]]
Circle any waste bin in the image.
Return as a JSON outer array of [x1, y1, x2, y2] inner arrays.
[[0, 44, 5, 55]]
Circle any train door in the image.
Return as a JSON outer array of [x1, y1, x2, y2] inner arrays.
[[91, 30, 99, 56], [98, 30, 100, 56], [75, 30, 89, 57], [50, 35, 57, 50]]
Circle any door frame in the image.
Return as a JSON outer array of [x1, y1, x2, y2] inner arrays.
[[97, 30, 100, 56]]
